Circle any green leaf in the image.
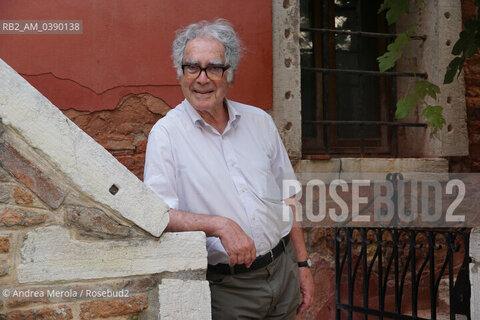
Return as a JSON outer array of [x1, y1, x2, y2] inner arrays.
[[378, 0, 410, 25], [414, 80, 440, 99], [452, 31, 470, 55], [377, 29, 412, 71], [444, 57, 464, 84], [446, 16, 480, 84], [395, 93, 419, 119], [421, 105, 446, 131]]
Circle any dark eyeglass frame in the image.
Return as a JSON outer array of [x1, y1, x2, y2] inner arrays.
[[181, 64, 230, 80]]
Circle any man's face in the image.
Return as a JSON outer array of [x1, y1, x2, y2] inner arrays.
[[180, 37, 230, 113]]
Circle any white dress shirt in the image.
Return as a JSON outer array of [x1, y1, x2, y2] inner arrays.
[[144, 99, 298, 264]]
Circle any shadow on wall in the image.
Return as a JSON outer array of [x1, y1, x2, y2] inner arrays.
[[63, 93, 171, 179]]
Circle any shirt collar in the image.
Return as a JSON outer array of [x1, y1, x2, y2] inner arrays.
[[182, 99, 241, 129]]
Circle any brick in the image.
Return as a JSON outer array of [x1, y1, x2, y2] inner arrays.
[[0, 236, 9, 252], [469, 120, 480, 133], [0, 207, 47, 227], [79, 295, 147, 319], [65, 206, 131, 239], [135, 139, 148, 153], [0, 185, 8, 203], [462, 0, 477, 22], [466, 97, 480, 109], [465, 58, 480, 75], [0, 143, 64, 209], [2, 305, 72, 320], [472, 134, 480, 145], [465, 79, 480, 97], [101, 135, 135, 151], [13, 187, 33, 205], [449, 156, 471, 173]]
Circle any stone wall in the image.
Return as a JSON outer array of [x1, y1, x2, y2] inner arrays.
[[0, 59, 211, 319]]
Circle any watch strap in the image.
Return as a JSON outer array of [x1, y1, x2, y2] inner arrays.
[[297, 258, 312, 268]]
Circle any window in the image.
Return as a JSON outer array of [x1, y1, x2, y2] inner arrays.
[[300, 0, 424, 156]]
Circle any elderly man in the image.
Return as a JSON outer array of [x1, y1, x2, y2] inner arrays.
[[144, 19, 314, 319]]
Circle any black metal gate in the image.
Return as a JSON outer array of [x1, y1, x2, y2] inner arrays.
[[334, 173, 471, 319], [334, 227, 470, 319]]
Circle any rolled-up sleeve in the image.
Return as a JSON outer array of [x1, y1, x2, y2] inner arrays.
[[144, 125, 179, 209]]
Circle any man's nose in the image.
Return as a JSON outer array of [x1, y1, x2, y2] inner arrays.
[[196, 69, 210, 83]]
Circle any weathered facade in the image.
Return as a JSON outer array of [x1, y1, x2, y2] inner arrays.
[[1, 0, 480, 319]]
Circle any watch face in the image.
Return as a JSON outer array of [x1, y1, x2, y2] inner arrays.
[[307, 258, 312, 267]]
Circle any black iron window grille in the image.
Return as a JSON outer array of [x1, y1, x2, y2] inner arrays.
[[300, 0, 427, 156]]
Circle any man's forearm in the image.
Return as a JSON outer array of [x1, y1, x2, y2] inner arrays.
[[165, 209, 224, 237], [289, 225, 309, 262], [165, 209, 257, 266], [285, 197, 315, 314], [284, 196, 309, 261]]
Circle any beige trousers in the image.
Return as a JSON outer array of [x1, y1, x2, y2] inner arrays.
[[207, 240, 301, 320]]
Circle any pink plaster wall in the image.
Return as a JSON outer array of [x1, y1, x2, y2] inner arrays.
[[0, 0, 272, 111]]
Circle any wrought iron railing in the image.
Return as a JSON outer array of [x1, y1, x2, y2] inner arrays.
[[334, 174, 471, 319], [335, 227, 470, 320]]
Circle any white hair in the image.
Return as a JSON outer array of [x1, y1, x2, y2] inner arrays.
[[172, 18, 243, 83]]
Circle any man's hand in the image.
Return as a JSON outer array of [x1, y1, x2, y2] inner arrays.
[[165, 209, 256, 267], [216, 217, 256, 267], [285, 195, 315, 313], [297, 266, 314, 314]]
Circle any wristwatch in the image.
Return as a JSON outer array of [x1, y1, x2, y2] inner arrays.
[[297, 258, 312, 268]]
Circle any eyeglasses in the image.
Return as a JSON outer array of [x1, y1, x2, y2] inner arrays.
[[181, 64, 230, 80]]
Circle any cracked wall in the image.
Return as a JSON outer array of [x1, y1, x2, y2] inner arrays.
[[63, 93, 171, 179], [0, 0, 274, 180]]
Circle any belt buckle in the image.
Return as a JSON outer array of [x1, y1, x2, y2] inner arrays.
[[269, 249, 274, 262]]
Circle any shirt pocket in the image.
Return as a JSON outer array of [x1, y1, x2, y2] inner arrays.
[[246, 157, 283, 203]]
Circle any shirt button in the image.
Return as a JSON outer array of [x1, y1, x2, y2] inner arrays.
[[221, 135, 225, 140], [240, 188, 245, 192], [252, 215, 256, 220], [231, 161, 235, 166]]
